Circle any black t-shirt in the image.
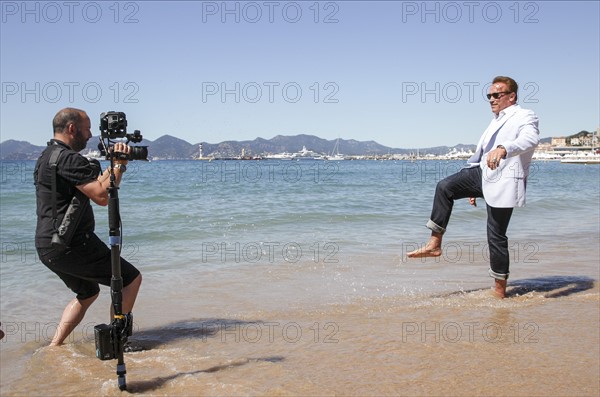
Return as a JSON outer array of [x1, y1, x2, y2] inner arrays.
[[34, 139, 100, 248]]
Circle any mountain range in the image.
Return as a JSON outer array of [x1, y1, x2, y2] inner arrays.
[[0, 133, 559, 160], [0, 134, 473, 160]]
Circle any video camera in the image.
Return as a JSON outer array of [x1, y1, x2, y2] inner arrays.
[[98, 111, 148, 161]]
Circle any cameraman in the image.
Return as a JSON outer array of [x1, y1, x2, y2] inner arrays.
[[34, 108, 142, 346]]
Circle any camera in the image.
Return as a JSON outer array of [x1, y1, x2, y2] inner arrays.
[[100, 111, 127, 139], [98, 111, 148, 161], [94, 312, 133, 360]]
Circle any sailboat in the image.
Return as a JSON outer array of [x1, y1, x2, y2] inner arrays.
[[325, 138, 346, 160]]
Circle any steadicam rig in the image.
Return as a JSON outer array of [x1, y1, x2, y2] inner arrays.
[[94, 111, 146, 391]]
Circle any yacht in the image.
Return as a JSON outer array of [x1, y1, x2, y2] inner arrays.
[[291, 146, 325, 160]]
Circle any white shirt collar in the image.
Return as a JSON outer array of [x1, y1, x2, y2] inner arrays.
[[494, 103, 519, 120]]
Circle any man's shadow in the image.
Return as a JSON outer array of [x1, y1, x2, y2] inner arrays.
[[436, 275, 596, 298], [127, 356, 284, 394], [507, 275, 596, 298], [125, 318, 284, 393]]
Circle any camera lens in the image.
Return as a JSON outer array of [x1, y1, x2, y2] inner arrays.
[[130, 146, 148, 161]]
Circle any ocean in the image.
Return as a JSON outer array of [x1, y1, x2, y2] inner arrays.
[[1, 159, 599, 396]]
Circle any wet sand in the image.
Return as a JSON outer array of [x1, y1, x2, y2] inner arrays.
[[1, 257, 598, 397]]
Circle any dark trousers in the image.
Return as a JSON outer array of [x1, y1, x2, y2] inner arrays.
[[427, 167, 514, 279]]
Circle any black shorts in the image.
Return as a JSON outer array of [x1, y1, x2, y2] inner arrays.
[[37, 233, 141, 300]]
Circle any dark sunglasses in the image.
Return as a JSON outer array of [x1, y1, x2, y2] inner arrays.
[[486, 91, 512, 100]]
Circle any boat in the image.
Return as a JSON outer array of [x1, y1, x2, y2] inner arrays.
[[84, 149, 103, 160], [325, 138, 347, 160], [263, 152, 294, 160], [560, 151, 600, 164], [291, 146, 325, 160], [532, 151, 563, 161], [326, 153, 346, 161], [441, 147, 475, 160]]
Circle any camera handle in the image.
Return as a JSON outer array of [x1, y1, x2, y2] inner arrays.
[[107, 161, 129, 391]]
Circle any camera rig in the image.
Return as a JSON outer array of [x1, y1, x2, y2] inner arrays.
[[98, 111, 148, 161], [94, 111, 145, 391]]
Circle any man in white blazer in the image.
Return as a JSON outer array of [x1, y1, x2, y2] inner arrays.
[[407, 76, 540, 298]]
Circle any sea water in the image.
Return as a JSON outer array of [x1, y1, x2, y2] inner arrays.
[[1, 159, 598, 396]]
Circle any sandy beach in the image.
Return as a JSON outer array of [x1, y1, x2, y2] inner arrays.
[[1, 160, 598, 396], [2, 256, 599, 397]]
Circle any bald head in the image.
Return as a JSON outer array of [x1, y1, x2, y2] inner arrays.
[[52, 108, 86, 135], [51, 108, 92, 152]]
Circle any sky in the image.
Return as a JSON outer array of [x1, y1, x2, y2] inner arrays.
[[1, 1, 599, 149]]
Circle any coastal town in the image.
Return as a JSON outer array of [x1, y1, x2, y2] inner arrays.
[[533, 130, 600, 163]]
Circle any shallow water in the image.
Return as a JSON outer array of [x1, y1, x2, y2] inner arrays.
[[1, 160, 599, 395]]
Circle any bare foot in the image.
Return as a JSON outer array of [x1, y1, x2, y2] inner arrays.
[[407, 234, 443, 259], [407, 244, 442, 258], [492, 279, 507, 299]]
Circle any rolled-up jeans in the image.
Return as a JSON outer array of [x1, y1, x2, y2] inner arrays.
[[426, 166, 514, 280]]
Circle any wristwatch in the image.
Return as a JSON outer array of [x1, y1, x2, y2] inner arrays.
[[496, 145, 507, 158], [114, 163, 127, 173]]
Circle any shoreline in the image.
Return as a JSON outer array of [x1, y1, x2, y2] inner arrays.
[[1, 160, 598, 395], [2, 240, 599, 396], [2, 275, 598, 396]]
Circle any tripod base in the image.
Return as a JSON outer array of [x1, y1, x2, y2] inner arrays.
[[117, 363, 127, 390]]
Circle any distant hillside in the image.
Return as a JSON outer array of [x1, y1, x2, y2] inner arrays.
[[0, 134, 419, 160], [0, 140, 45, 160], [146, 135, 194, 159], [199, 134, 395, 158], [1, 130, 587, 160]]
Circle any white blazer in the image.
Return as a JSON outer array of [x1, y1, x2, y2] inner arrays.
[[467, 104, 540, 208]]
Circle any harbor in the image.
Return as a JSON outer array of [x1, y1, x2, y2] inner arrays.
[[191, 146, 600, 163], [187, 130, 600, 163]]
